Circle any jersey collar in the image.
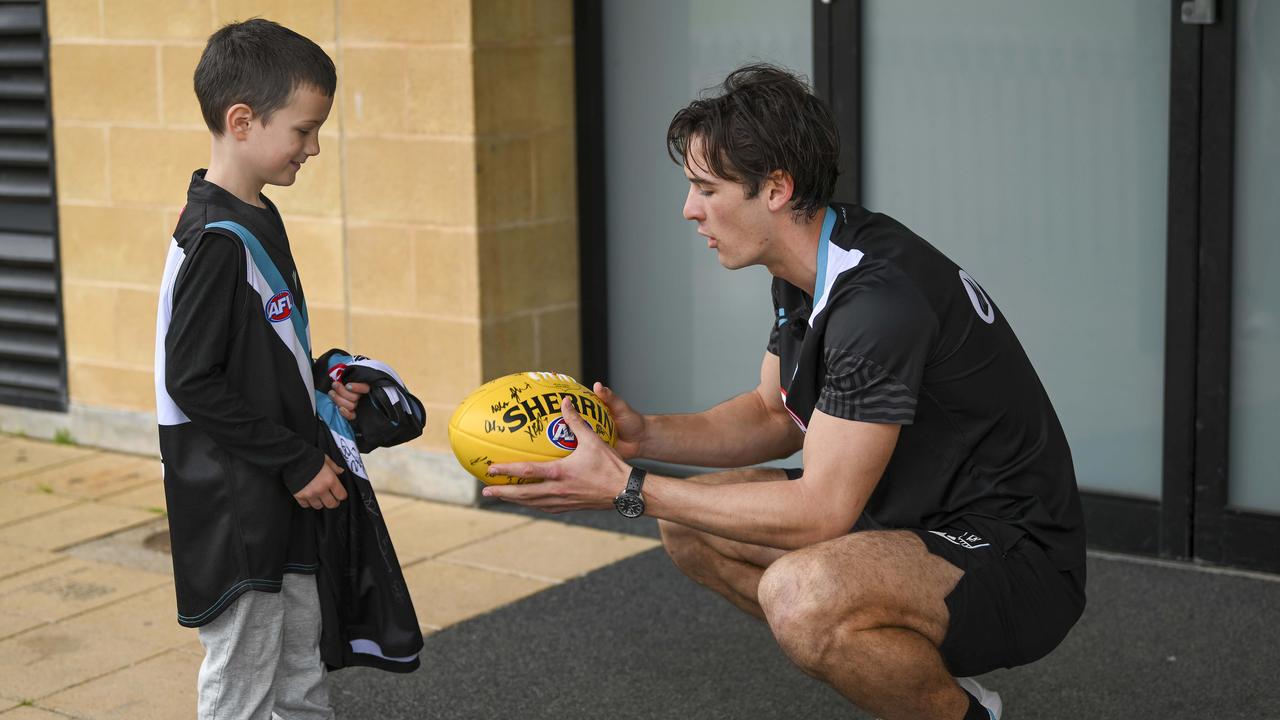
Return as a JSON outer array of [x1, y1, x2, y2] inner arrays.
[[811, 206, 838, 308]]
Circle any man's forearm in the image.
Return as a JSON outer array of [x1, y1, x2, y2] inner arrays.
[[639, 390, 802, 468], [643, 472, 847, 550]]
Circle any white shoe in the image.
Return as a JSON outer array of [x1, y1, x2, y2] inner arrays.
[[956, 676, 1003, 719]]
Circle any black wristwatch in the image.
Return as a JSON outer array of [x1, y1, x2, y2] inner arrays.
[[613, 467, 647, 518]]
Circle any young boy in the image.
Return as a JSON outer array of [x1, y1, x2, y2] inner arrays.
[[154, 19, 366, 719]]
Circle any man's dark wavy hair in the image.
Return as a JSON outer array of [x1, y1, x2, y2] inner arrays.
[[195, 18, 336, 136], [667, 63, 840, 221]]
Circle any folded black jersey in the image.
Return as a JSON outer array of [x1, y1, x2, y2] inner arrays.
[[314, 353, 425, 674], [315, 348, 427, 453]]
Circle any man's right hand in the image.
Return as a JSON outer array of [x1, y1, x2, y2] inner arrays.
[[294, 455, 348, 510], [593, 382, 646, 460]]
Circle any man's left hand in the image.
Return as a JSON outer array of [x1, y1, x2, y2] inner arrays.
[[484, 397, 631, 513], [329, 380, 371, 420]]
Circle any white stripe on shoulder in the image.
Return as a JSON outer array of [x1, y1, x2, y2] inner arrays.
[[810, 243, 864, 326]]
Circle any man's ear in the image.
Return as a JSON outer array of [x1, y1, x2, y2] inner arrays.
[[765, 169, 795, 213], [224, 103, 255, 140]]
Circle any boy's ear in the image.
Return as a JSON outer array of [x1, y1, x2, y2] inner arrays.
[[765, 169, 795, 213], [224, 103, 255, 140]]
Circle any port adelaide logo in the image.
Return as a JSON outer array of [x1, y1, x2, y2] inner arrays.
[[265, 291, 293, 323], [546, 417, 578, 451]]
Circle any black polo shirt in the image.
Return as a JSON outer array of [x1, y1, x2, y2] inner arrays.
[[769, 203, 1085, 571]]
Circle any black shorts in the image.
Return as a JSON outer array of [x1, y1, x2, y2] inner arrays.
[[912, 523, 1086, 677]]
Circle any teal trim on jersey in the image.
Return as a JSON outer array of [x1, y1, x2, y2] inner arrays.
[[810, 206, 838, 309], [177, 576, 282, 625], [205, 220, 311, 359], [317, 391, 356, 442]]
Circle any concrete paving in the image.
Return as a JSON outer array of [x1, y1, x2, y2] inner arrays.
[[0, 436, 658, 718]]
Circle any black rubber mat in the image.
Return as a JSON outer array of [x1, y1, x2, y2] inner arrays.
[[330, 532, 1280, 719]]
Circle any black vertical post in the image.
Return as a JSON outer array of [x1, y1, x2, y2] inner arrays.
[[1191, 0, 1237, 565], [1161, 0, 1203, 561], [574, 0, 609, 384], [813, 0, 861, 204]]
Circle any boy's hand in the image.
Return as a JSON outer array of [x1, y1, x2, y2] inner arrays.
[[295, 455, 348, 509], [328, 381, 371, 420]]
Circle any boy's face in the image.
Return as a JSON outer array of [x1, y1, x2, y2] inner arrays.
[[245, 85, 334, 187]]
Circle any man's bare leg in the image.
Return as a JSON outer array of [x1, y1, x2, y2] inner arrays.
[[756, 530, 973, 720], [656, 471, 976, 719], [656, 468, 788, 619]]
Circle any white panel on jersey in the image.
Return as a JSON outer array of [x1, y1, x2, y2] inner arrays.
[[810, 244, 865, 327], [155, 238, 191, 427]]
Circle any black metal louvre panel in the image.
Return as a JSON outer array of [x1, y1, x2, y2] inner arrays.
[[0, 0, 65, 411]]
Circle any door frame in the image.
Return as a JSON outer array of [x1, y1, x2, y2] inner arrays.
[[1182, 0, 1280, 573]]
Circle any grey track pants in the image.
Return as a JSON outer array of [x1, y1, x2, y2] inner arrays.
[[196, 573, 333, 720]]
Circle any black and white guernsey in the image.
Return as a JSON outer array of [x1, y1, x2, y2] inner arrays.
[[769, 203, 1085, 571], [156, 171, 324, 628], [312, 349, 425, 673], [155, 172, 425, 673]]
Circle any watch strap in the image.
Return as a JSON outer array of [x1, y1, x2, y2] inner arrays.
[[625, 466, 647, 495]]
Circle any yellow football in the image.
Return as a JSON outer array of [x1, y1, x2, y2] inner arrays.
[[448, 371, 617, 485]]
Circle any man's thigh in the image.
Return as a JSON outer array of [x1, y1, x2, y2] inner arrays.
[[761, 529, 964, 646]]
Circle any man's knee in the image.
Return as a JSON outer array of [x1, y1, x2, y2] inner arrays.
[[658, 519, 710, 579], [757, 551, 849, 674]]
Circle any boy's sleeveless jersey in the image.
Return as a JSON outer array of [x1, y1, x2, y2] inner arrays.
[[155, 171, 325, 627], [769, 203, 1085, 571]]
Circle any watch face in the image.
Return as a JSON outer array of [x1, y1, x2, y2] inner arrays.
[[613, 493, 645, 518]]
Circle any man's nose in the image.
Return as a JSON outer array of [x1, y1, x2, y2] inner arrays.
[[683, 188, 702, 222]]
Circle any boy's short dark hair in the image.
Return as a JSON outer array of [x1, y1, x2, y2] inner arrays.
[[667, 63, 840, 221], [195, 18, 337, 136]]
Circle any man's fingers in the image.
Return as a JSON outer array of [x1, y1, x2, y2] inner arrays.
[[592, 381, 609, 402], [487, 460, 560, 481], [331, 479, 348, 502], [324, 455, 345, 475], [559, 397, 601, 446], [482, 480, 561, 503]]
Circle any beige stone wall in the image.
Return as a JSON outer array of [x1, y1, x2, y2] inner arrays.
[[43, 0, 579, 469]]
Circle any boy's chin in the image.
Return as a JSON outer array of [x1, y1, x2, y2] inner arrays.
[[267, 172, 300, 188]]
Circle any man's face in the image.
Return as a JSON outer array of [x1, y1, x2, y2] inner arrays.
[[244, 85, 333, 187], [681, 135, 772, 270]]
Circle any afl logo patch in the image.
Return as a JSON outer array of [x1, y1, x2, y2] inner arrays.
[[547, 417, 578, 451], [958, 270, 995, 325], [327, 363, 347, 383], [265, 291, 293, 323]]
